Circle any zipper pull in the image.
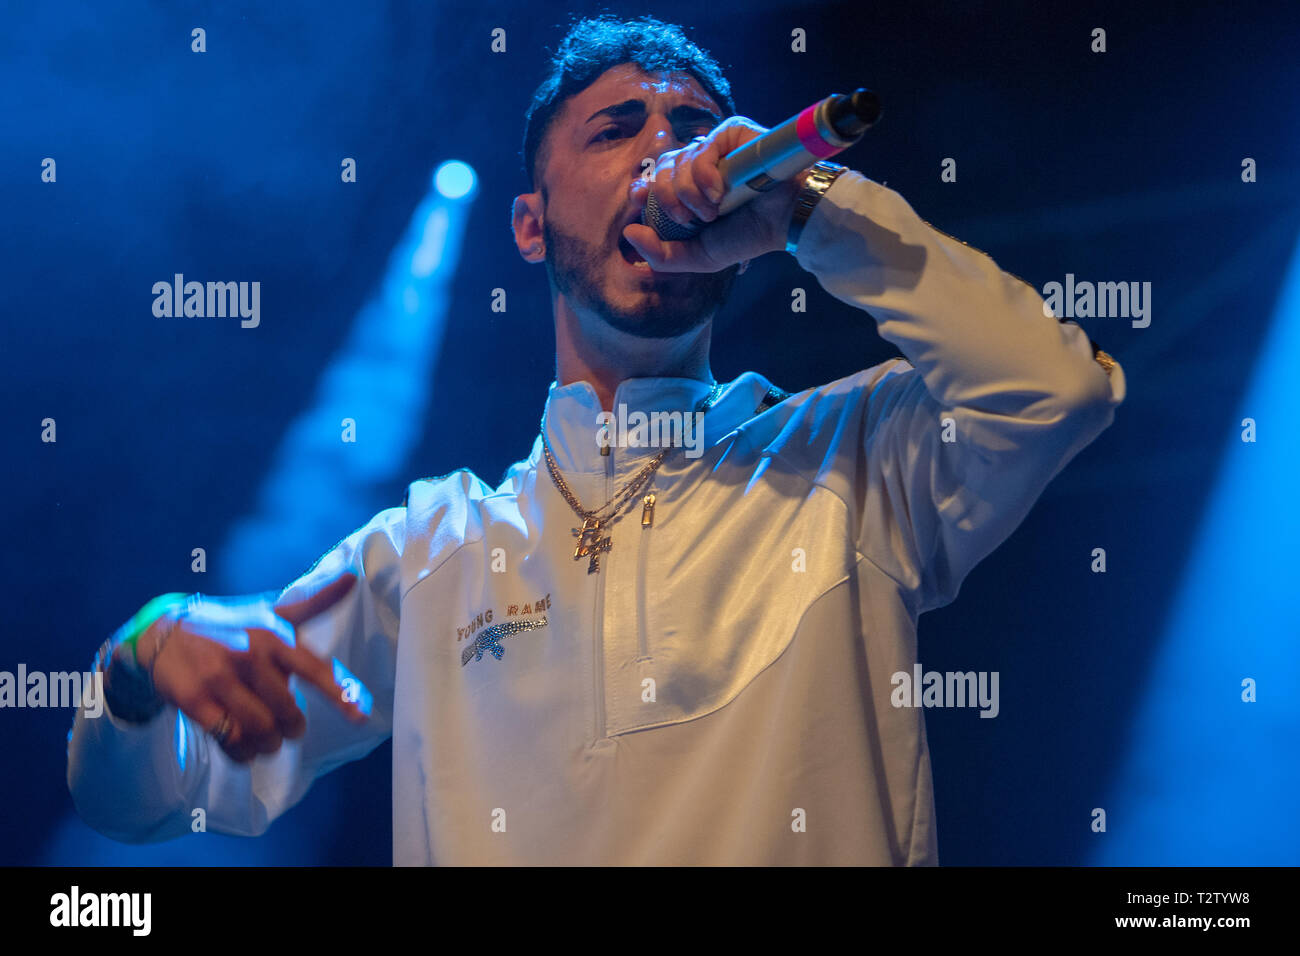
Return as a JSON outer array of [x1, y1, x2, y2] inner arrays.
[[641, 493, 656, 527], [600, 423, 611, 456]]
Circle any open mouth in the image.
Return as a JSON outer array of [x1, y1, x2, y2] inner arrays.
[[617, 234, 648, 268]]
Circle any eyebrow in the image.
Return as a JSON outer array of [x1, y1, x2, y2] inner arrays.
[[584, 99, 723, 128]]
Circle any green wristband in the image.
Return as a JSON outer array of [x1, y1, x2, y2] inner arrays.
[[119, 592, 190, 666]]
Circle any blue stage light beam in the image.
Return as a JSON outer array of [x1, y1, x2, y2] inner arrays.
[[44, 163, 477, 866], [221, 161, 477, 593], [1092, 230, 1300, 865]]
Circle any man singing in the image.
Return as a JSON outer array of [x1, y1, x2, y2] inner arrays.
[[67, 16, 1124, 864]]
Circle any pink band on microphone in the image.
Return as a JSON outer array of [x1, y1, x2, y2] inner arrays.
[[796, 104, 840, 158]]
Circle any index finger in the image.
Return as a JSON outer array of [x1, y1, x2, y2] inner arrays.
[[273, 572, 357, 627], [267, 638, 368, 724]]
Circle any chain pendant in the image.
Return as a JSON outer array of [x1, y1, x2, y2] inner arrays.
[[544, 381, 722, 576], [573, 516, 613, 574]]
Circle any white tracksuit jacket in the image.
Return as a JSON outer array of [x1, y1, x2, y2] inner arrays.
[[66, 171, 1126, 864]]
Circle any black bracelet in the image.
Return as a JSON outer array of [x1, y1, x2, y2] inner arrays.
[[103, 636, 167, 723], [102, 604, 190, 724]]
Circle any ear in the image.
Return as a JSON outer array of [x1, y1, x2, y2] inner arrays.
[[512, 192, 546, 263]]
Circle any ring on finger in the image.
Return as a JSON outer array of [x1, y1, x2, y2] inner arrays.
[[211, 711, 236, 745]]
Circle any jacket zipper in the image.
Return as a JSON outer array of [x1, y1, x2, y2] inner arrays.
[[590, 444, 613, 743], [635, 493, 655, 661]]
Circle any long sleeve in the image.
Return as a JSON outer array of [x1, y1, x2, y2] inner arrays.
[[794, 171, 1126, 613], [66, 505, 406, 842]]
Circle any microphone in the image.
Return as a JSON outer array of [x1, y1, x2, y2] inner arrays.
[[641, 88, 882, 241]]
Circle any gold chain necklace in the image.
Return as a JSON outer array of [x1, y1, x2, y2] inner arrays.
[[541, 382, 723, 573]]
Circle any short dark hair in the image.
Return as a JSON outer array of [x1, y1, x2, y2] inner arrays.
[[521, 15, 736, 189]]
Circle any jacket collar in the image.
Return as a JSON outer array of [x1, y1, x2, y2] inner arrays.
[[532, 372, 778, 476]]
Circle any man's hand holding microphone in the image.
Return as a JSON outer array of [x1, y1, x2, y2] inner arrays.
[[622, 87, 881, 273]]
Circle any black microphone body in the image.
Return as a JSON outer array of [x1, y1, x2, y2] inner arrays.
[[642, 88, 882, 241]]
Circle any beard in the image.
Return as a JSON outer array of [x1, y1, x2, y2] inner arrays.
[[543, 214, 739, 340]]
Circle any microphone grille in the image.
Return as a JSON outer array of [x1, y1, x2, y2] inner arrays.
[[643, 190, 702, 241]]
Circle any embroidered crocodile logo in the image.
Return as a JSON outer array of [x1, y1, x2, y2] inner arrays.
[[460, 617, 549, 667]]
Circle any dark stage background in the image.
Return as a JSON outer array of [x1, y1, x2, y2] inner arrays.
[[2, 0, 1297, 865]]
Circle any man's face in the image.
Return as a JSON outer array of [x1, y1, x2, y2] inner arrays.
[[533, 64, 740, 339]]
